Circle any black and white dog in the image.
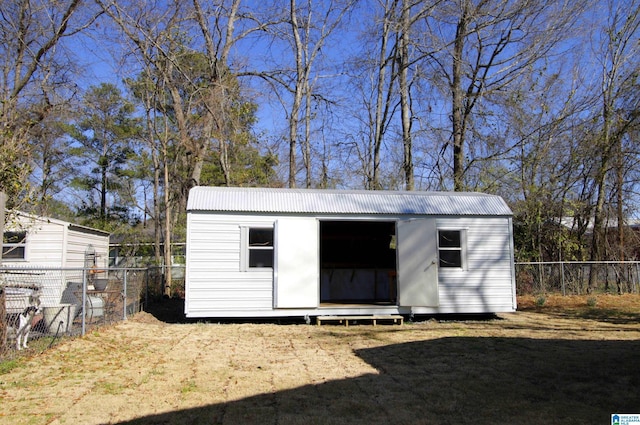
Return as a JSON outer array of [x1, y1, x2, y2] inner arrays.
[[7, 295, 41, 350]]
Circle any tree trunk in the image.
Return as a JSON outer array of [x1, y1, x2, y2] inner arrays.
[[153, 134, 162, 268], [451, 2, 468, 192], [616, 131, 624, 264], [0, 283, 5, 353], [372, 1, 394, 190], [588, 177, 606, 292], [288, 0, 304, 188], [162, 139, 173, 298], [398, 0, 413, 190], [304, 79, 312, 188], [588, 98, 613, 292], [284, 0, 353, 188], [289, 96, 301, 189], [101, 161, 108, 223], [0, 192, 6, 352]]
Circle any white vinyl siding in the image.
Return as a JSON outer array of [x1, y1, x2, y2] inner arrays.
[[2, 214, 109, 307], [184, 202, 516, 318], [3, 217, 108, 269], [65, 230, 109, 269], [21, 222, 65, 266], [185, 212, 275, 317], [429, 217, 515, 313]]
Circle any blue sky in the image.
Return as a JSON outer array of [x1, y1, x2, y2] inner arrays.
[[59, 0, 640, 196]]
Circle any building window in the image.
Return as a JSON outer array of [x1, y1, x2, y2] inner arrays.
[[2, 231, 27, 260], [438, 230, 463, 268], [244, 227, 274, 269]]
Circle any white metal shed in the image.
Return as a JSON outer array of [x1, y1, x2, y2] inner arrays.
[[2, 212, 110, 308], [2, 212, 110, 269], [185, 186, 517, 319]]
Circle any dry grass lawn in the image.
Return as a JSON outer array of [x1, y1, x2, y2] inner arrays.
[[1, 294, 639, 425]]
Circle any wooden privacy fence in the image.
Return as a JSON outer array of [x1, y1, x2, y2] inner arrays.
[[515, 261, 640, 295]]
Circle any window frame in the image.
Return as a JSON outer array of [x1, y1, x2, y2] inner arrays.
[[240, 226, 274, 271], [437, 228, 466, 270], [2, 230, 27, 261]]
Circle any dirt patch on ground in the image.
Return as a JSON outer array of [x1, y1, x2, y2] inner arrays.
[[1, 296, 639, 425], [127, 310, 166, 325]]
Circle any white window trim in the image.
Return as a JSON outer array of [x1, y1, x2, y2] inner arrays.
[[2, 231, 27, 261], [240, 226, 274, 272], [437, 228, 467, 271]]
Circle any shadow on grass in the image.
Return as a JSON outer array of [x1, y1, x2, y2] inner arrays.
[[142, 298, 309, 325], [115, 337, 640, 425], [573, 308, 640, 324], [518, 305, 640, 325]]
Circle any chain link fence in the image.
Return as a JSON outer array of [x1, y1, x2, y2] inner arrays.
[[1, 266, 147, 357], [515, 261, 640, 295], [144, 265, 185, 301], [3, 261, 635, 359]]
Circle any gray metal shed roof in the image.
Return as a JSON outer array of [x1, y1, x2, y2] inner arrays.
[[187, 187, 512, 216]]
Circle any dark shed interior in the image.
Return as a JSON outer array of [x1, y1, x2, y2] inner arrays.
[[319, 220, 397, 304]]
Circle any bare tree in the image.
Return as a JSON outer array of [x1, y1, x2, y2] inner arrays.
[[266, 0, 355, 188], [334, 0, 436, 190], [369, 0, 398, 190], [98, 0, 192, 295], [423, 0, 583, 191], [192, 0, 278, 188], [587, 0, 640, 289], [28, 106, 77, 217], [0, 0, 100, 207], [397, 0, 414, 190], [101, 0, 271, 294], [502, 59, 597, 262], [342, 0, 398, 190]]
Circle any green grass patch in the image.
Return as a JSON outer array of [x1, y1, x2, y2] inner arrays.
[[0, 357, 22, 375], [180, 379, 198, 394]]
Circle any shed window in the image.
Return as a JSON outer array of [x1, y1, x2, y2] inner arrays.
[[438, 230, 463, 268], [2, 231, 26, 260], [245, 228, 274, 269]]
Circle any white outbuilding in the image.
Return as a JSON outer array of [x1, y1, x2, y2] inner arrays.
[[2, 212, 110, 310], [185, 186, 517, 319], [2, 212, 110, 269]]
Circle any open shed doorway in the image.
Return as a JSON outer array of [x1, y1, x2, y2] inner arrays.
[[320, 220, 397, 305]]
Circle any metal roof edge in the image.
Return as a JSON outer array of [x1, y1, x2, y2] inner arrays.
[[187, 186, 512, 216], [188, 185, 500, 197], [10, 211, 111, 236]]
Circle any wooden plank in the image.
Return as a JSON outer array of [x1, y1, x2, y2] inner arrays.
[[316, 315, 403, 326]]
